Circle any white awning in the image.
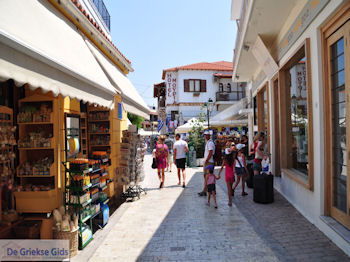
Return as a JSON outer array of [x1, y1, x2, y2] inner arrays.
[[211, 98, 248, 121], [0, 0, 117, 107], [206, 119, 248, 127], [85, 41, 150, 119]]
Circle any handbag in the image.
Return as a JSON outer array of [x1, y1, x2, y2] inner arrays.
[[236, 155, 248, 175], [152, 158, 158, 169]]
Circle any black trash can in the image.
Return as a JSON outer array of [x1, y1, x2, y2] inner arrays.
[[253, 173, 274, 204]]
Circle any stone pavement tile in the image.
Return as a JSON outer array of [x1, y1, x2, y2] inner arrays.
[[217, 176, 350, 262], [82, 155, 279, 262]]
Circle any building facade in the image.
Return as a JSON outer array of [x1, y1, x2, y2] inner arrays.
[[231, 0, 350, 255], [159, 61, 246, 133]]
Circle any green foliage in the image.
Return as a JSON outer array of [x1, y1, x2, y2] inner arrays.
[[127, 112, 144, 128], [188, 114, 205, 158]]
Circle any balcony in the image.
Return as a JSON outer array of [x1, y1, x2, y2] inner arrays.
[[216, 91, 245, 102], [92, 0, 111, 31]]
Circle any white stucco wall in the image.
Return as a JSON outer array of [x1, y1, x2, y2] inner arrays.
[[264, 0, 350, 255], [165, 70, 235, 120]]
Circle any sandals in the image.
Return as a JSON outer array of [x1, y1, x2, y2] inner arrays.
[[242, 192, 248, 196]]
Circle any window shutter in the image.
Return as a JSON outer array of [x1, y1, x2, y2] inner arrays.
[[200, 80, 207, 92], [184, 80, 190, 92]]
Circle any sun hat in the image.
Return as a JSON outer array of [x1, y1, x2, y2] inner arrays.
[[236, 143, 246, 151], [203, 130, 211, 135]]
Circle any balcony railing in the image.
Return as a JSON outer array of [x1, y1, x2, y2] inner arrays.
[[216, 91, 246, 102], [92, 0, 111, 31]]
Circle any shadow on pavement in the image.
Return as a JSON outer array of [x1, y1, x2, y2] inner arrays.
[[135, 170, 279, 262]]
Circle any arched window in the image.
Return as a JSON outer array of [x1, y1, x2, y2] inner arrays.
[[227, 83, 231, 93], [219, 83, 224, 92]]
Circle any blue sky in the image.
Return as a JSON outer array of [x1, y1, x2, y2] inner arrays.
[[104, 0, 236, 107]]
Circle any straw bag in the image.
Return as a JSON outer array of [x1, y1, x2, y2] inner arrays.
[[53, 229, 78, 257]]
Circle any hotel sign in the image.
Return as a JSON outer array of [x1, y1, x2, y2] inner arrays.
[[278, 0, 329, 60]]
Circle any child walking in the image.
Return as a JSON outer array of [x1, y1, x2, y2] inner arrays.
[[218, 143, 236, 206], [232, 144, 249, 196], [206, 165, 220, 208]]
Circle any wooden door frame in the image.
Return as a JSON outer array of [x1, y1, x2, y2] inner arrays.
[[272, 73, 281, 176], [321, 1, 350, 227], [278, 38, 314, 190]]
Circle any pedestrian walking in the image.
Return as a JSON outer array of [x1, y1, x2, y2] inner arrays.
[[205, 165, 220, 208], [155, 135, 169, 188], [164, 134, 174, 173], [218, 142, 236, 206], [173, 134, 189, 188], [250, 132, 265, 175], [233, 144, 249, 196], [198, 130, 215, 196]]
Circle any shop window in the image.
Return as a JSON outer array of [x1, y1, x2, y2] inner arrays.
[[279, 39, 313, 189]]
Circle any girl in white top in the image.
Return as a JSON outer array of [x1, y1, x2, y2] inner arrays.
[[232, 144, 249, 196]]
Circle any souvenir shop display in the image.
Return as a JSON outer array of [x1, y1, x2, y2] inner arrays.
[[52, 206, 79, 257], [80, 113, 88, 158], [0, 106, 16, 221], [88, 106, 111, 154], [14, 94, 59, 213], [63, 156, 110, 250], [118, 128, 147, 201]]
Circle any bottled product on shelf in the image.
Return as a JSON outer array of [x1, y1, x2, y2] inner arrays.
[[64, 155, 111, 250]]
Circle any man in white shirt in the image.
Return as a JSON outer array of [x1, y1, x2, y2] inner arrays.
[[173, 134, 189, 188], [198, 130, 215, 196]]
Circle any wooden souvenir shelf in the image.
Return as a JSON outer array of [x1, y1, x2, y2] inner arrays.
[[14, 94, 59, 213], [87, 106, 111, 155], [0, 106, 16, 221], [80, 113, 88, 158]]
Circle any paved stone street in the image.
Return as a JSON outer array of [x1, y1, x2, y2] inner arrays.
[[73, 155, 349, 262]]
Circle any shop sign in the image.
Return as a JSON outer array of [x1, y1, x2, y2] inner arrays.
[[278, 0, 329, 60], [117, 103, 123, 119], [166, 73, 177, 104], [0, 240, 69, 261]]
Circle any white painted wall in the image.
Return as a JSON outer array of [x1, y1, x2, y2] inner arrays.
[[248, 0, 350, 255], [165, 69, 244, 121]]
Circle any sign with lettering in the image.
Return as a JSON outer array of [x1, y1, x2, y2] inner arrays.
[[278, 0, 329, 60], [166, 73, 177, 104]]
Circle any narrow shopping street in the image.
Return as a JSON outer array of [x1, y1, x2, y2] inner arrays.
[[72, 155, 349, 262]]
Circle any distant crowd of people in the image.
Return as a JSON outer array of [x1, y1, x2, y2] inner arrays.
[[151, 131, 269, 209]]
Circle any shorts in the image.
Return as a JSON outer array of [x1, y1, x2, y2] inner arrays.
[[175, 158, 186, 169], [207, 184, 216, 193], [235, 167, 246, 176], [167, 153, 173, 164], [253, 161, 262, 172], [157, 158, 167, 169]]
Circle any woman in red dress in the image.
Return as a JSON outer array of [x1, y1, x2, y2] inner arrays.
[[155, 135, 169, 188]]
